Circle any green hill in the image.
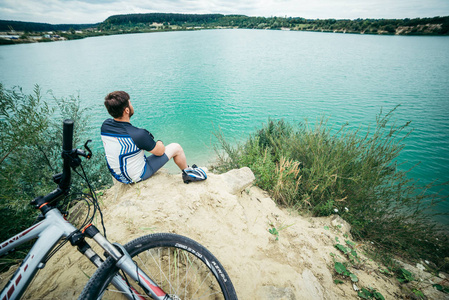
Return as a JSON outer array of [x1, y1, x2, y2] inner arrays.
[[0, 19, 98, 32]]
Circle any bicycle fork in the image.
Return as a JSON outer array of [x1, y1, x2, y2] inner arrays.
[[79, 225, 171, 300]]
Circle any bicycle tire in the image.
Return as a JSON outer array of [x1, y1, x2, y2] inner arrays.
[[79, 233, 238, 300]]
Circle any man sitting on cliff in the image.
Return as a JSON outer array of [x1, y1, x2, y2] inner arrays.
[[101, 91, 207, 184]]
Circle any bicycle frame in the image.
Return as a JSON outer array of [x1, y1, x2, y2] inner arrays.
[[1, 119, 172, 300], [0, 209, 78, 300], [0, 207, 171, 300]]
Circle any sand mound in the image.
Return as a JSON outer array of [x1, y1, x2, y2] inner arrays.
[[1, 168, 447, 299]]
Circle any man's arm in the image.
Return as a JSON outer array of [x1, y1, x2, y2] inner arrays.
[[127, 126, 164, 155], [150, 140, 165, 156]]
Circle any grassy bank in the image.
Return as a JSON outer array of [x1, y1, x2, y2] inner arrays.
[[212, 107, 449, 270]]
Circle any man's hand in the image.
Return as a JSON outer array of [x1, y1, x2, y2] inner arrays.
[[150, 140, 165, 156]]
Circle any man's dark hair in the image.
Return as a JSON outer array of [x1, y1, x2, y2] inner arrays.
[[104, 91, 130, 118]]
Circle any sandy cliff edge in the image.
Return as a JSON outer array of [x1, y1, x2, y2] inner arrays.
[[1, 167, 447, 299]]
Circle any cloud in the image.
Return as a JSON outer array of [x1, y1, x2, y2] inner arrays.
[[0, 0, 108, 23], [255, 0, 449, 19]]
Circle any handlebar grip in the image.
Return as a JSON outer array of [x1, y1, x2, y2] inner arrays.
[[63, 119, 74, 151]]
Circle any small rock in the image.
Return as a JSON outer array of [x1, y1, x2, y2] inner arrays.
[[258, 286, 296, 300], [416, 263, 425, 271], [300, 269, 325, 299], [330, 215, 351, 235], [221, 167, 255, 195]]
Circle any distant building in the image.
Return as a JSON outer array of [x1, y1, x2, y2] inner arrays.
[[0, 35, 20, 39]]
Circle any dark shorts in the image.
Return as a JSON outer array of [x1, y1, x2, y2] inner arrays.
[[141, 154, 169, 181]]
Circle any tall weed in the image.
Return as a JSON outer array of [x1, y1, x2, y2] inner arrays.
[[213, 107, 449, 267], [0, 84, 111, 271]]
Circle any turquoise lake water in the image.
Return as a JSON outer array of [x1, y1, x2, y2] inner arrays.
[[0, 29, 448, 223]]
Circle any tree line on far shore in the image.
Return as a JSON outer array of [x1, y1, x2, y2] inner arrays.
[[1, 13, 448, 36], [102, 13, 449, 35], [0, 19, 96, 32]]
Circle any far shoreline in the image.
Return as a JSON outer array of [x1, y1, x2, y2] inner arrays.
[[2, 18, 448, 46]]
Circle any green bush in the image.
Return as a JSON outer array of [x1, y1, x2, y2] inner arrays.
[[213, 107, 449, 267], [0, 84, 112, 271]]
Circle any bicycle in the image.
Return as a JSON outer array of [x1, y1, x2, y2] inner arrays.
[[0, 119, 237, 300]]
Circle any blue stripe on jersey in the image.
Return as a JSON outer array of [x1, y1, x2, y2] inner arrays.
[[117, 137, 139, 155], [121, 151, 141, 182], [106, 158, 131, 184], [113, 137, 142, 183], [101, 132, 130, 138]]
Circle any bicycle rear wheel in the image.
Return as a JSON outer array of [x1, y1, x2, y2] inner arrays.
[[79, 233, 237, 300]]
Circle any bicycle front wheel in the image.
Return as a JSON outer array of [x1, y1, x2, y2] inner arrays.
[[79, 233, 237, 300]]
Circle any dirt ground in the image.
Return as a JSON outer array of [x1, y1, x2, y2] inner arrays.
[[1, 167, 447, 299]]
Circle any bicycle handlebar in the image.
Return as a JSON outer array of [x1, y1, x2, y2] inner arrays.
[[31, 119, 91, 213]]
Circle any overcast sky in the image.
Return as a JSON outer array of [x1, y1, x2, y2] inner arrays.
[[0, 0, 448, 24]]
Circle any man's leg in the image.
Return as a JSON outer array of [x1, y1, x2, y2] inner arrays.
[[165, 143, 188, 170]]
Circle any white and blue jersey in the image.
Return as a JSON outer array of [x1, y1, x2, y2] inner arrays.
[[101, 119, 156, 184]]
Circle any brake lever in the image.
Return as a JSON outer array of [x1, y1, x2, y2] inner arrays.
[[84, 139, 92, 159], [70, 139, 92, 163]]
